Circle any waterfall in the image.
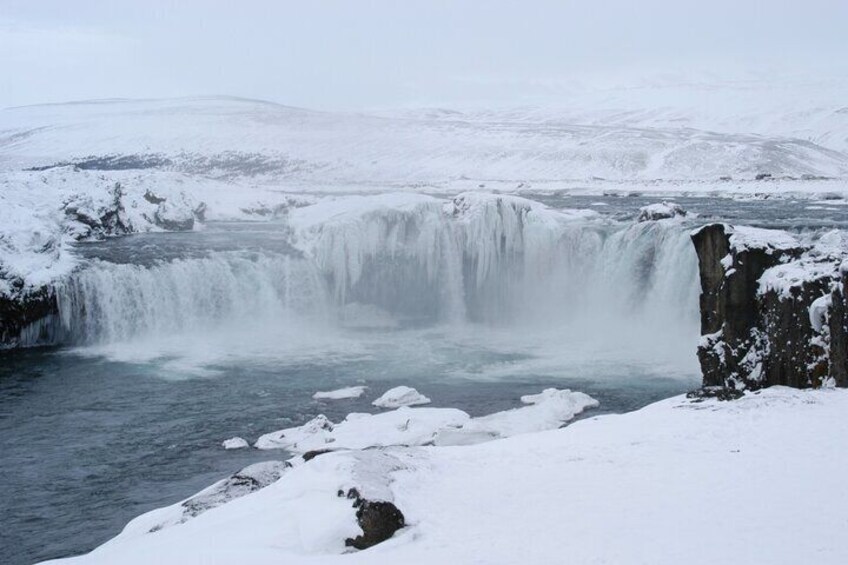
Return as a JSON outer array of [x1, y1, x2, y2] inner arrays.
[[57, 251, 330, 345], [52, 193, 701, 365]]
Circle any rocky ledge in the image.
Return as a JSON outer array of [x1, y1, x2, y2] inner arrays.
[[0, 284, 60, 348], [692, 223, 848, 390], [0, 171, 208, 349]]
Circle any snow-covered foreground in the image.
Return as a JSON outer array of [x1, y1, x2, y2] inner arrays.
[[45, 387, 848, 565]]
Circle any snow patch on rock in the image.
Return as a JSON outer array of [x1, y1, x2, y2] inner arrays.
[[636, 201, 686, 222]]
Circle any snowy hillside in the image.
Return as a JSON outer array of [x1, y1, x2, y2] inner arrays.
[[2, 81, 848, 184]]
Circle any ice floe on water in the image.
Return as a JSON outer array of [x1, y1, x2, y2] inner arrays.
[[221, 437, 249, 450], [254, 388, 598, 453], [313, 386, 369, 400], [372, 386, 431, 408]]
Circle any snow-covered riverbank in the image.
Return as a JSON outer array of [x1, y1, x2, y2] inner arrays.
[[44, 386, 848, 565]]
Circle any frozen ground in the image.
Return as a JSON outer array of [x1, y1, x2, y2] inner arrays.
[[43, 386, 848, 565]]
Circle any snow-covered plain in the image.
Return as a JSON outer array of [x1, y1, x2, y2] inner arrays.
[[44, 387, 848, 565]]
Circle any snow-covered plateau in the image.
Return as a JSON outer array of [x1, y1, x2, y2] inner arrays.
[[42, 386, 848, 565]]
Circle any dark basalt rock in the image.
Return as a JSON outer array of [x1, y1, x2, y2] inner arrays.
[[691, 223, 847, 391], [829, 270, 848, 387], [691, 224, 802, 388], [686, 386, 744, 402], [0, 283, 60, 348], [759, 280, 832, 388], [342, 487, 405, 550], [302, 448, 335, 462], [63, 182, 133, 239]]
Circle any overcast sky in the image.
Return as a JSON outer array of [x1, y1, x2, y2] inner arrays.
[[1, 0, 846, 110]]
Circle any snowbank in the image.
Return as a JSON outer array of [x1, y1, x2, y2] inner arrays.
[[372, 386, 431, 408], [726, 225, 801, 254], [43, 387, 848, 565], [462, 388, 599, 437]]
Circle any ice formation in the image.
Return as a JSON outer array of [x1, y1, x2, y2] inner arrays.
[[371, 386, 432, 409]]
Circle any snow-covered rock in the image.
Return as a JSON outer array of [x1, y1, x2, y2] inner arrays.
[[313, 386, 368, 400], [463, 388, 600, 437], [254, 414, 335, 451], [636, 201, 686, 222], [114, 460, 289, 538], [372, 386, 431, 409], [221, 437, 249, 450]]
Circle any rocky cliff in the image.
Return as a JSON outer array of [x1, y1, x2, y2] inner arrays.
[[692, 223, 847, 390], [0, 284, 60, 348]]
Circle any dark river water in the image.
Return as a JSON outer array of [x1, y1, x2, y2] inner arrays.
[[3, 191, 847, 565]]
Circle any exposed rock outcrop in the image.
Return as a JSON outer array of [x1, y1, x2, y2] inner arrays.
[[692, 223, 847, 390], [342, 487, 406, 550], [829, 266, 848, 387], [63, 182, 133, 240], [1, 180, 207, 349], [0, 283, 60, 348], [637, 201, 686, 222]]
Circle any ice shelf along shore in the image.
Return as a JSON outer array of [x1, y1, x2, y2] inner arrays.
[[42, 386, 848, 565]]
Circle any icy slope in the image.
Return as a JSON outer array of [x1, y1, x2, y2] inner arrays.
[[43, 386, 848, 565]]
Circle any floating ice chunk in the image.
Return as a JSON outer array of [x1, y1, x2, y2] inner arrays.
[[465, 388, 600, 437], [372, 386, 431, 408], [257, 407, 469, 453], [221, 437, 249, 450], [313, 386, 368, 400], [257, 388, 598, 453], [255, 414, 334, 451]]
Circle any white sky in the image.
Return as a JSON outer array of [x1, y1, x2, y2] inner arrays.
[[1, 0, 846, 110]]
